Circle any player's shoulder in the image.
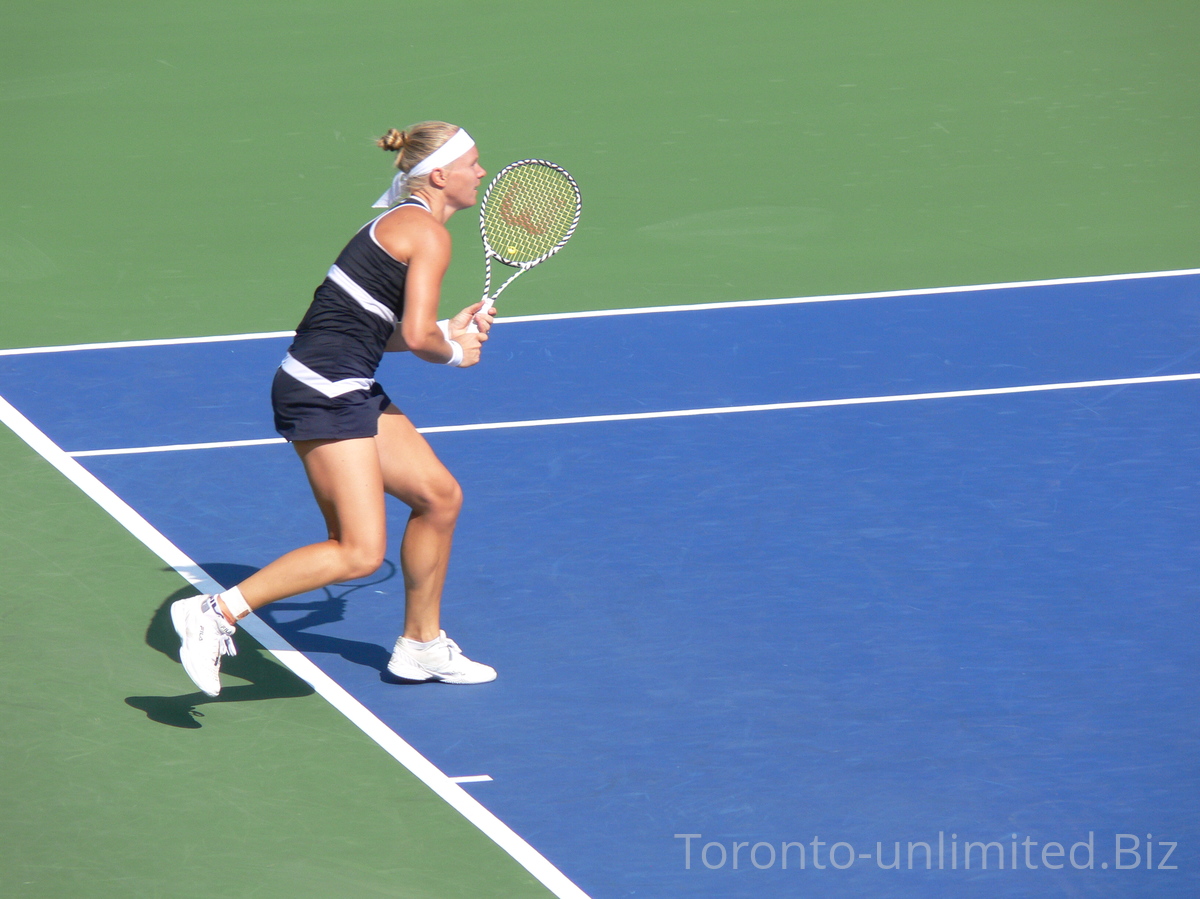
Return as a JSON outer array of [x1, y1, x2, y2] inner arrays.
[[374, 204, 449, 259], [377, 199, 433, 224]]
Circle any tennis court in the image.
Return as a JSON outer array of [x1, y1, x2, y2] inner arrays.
[[3, 3, 1198, 898]]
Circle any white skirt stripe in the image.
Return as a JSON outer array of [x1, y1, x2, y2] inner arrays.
[[280, 353, 375, 398], [326, 264, 398, 324]]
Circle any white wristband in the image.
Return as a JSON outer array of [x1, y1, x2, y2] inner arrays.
[[436, 320, 463, 366]]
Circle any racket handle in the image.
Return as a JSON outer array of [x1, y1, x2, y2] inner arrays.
[[467, 298, 495, 334]]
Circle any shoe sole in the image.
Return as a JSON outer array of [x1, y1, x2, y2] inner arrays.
[[171, 600, 221, 697], [383, 658, 436, 683], [385, 658, 496, 685], [382, 668, 436, 684]]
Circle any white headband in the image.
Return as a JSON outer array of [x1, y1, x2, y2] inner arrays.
[[372, 128, 476, 208]]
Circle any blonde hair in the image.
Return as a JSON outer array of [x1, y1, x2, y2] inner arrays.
[[376, 121, 460, 195]]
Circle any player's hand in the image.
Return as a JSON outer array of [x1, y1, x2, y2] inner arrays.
[[451, 329, 487, 367], [448, 301, 497, 336]]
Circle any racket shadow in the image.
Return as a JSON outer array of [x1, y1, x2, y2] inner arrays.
[[252, 560, 399, 675]]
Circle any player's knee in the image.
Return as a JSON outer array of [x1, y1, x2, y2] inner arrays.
[[339, 541, 387, 581], [414, 474, 462, 522], [441, 478, 464, 516]]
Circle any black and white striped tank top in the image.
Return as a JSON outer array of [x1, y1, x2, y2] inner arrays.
[[282, 196, 429, 389]]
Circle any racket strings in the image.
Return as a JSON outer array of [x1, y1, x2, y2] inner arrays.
[[482, 165, 579, 265]]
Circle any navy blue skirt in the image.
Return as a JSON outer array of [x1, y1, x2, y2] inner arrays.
[[271, 368, 395, 442]]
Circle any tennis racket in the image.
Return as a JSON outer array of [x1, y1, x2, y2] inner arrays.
[[469, 159, 581, 330]]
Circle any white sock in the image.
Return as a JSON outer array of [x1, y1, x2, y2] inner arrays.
[[218, 586, 251, 621], [402, 636, 440, 651]]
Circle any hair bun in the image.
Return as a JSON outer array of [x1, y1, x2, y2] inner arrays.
[[377, 128, 406, 152]]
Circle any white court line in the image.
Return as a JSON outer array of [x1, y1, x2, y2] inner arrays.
[[450, 775, 495, 784], [1, 267, 1197, 356], [0, 330, 296, 356], [63, 371, 1200, 457], [417, 372, 1200, 431], [0, 395, 592, 899], [498, 266, 1200, 324], [70, 437, 287, 457]]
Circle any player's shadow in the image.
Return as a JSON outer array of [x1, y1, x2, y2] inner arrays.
[[126, 564, 316, 729], [126, 562, 405, 728], [251, 560, 399, 676], [126, 591, 314, 728]]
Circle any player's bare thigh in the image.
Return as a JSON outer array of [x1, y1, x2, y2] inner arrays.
[[374, 406, 462, 518], [294, 436, 388, 555]]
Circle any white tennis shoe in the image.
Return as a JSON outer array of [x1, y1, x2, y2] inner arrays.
[[386, 631, 497, 684], [171, 595, 238, 697]]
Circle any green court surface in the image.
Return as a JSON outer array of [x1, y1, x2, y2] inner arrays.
[[2, 1, 1197, 896]]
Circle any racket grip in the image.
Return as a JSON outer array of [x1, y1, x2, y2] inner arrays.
[[467, 298, 495, 333]]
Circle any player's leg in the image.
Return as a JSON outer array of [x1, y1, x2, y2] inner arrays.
[[375, 406, 495, 684], [234, 437, 389, 606], [374, 406, 461, 642], [173, 437, 388, 696]]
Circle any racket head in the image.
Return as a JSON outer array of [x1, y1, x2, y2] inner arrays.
[[479, 159, 581, 269]]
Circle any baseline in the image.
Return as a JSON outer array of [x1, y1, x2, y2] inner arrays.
[[1, 267, 1196, 357]]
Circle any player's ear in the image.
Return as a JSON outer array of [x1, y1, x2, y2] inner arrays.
[[428, 167, 449, 189]]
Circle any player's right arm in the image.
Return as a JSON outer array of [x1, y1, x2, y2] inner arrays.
[[377, 212, 486, 366]]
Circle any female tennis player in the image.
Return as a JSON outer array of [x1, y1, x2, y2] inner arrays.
[[171, 121, 497, 697]]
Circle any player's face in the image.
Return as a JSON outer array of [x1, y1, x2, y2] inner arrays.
[[443, 148, 487, 210]]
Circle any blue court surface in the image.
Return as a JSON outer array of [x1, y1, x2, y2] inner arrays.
[[3, 272, 1198, 898]]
